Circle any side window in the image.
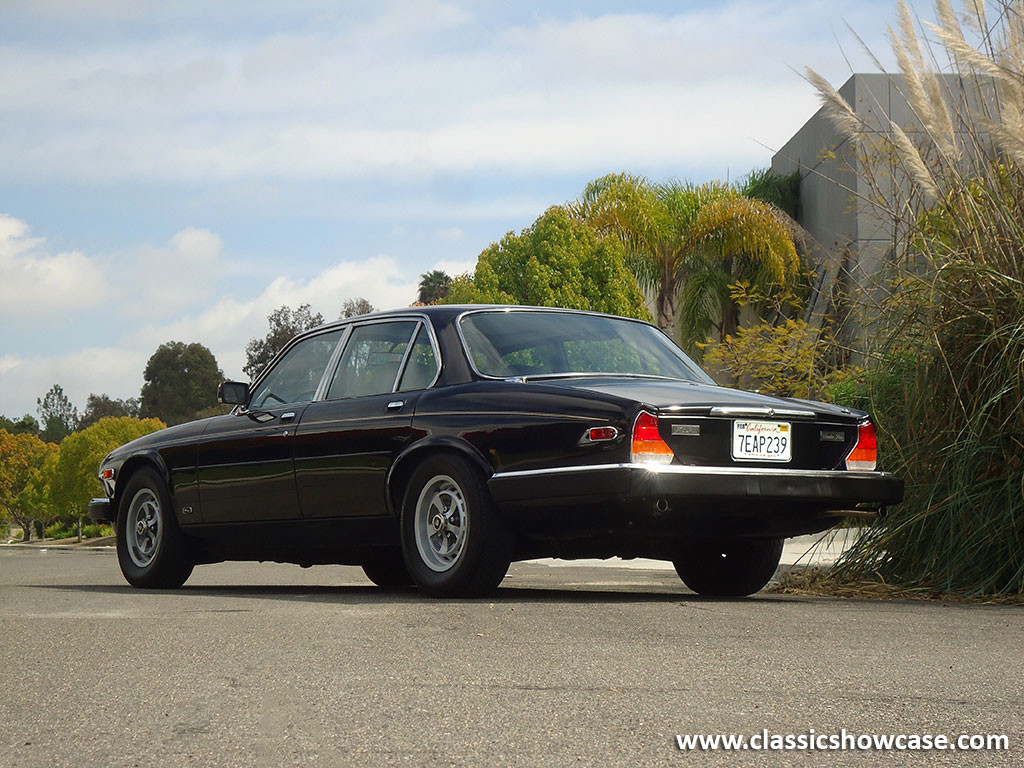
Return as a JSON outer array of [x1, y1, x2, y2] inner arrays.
[[327, 321, 417, 399], [397, 325, 439, 392], [249, 329, 343, 409]]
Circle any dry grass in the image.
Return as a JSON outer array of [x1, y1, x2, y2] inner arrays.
[[770, 567, 1024, 605], [807, 1, 1024, 596]]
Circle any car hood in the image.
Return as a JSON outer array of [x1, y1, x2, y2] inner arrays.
[[103, 415, 213, 462], [533, 376, 864, 421]]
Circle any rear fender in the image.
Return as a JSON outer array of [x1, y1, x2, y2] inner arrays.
[[385, 436, 493, 515]]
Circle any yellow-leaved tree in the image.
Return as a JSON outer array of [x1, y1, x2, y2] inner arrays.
[[0, 430, 57, 541], [49, 417, 166, 528]]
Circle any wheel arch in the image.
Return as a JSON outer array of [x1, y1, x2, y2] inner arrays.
[[112, 452, 173, 522], [386, 436, 493, 515]]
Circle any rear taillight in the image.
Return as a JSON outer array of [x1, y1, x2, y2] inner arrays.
[[631, 411, 674, 465], [845, 421, 878, 471]]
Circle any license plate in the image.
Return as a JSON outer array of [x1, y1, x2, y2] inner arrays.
[[732, 421, 791, 462]]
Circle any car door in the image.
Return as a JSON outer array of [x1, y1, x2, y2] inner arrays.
[[196, 328, 345, 523], [294, 319, 440, 518]]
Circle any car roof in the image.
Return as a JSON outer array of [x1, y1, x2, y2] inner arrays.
[[308, 304, 655, 332]]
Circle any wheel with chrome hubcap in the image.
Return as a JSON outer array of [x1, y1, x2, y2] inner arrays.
[[401, 455, 512, 597], [414, 474, 468, 572], [116, 467, 194, 589], [125, 487, 161, 568]]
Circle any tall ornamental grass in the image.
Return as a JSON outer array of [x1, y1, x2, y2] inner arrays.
[[809, 0, 1024, 594]]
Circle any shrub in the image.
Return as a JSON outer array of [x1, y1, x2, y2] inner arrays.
[[44, 522, 75, 540], [702, 318, 840, 399], [810, 0, 1024, 594], [81, 523, 113, 539]]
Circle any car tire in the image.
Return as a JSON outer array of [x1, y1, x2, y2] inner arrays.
[[672, 537, 784, 597], [400, 454, 513, 598], [361, 549, 414, 587], [115, 467, 194, 589]]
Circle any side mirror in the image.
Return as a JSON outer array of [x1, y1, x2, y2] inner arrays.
[[218, 381, 250, 405]]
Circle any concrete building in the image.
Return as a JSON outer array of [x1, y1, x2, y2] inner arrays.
[[771, 73, 996, 338]]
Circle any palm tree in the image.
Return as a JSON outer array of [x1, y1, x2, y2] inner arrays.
[[571, 174, 799, 351], [417, 270, 452, 304]]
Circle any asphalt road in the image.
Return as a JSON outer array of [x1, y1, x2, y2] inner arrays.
[[0, 548, 1021, 767]]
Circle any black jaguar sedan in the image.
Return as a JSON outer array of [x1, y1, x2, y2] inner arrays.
[[90, 305, 902, 597]]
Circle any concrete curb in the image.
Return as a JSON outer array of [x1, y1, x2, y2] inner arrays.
[[3, 537, 115, 551]]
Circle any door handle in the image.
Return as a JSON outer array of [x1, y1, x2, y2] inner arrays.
[[386, 400, 405, 411], [280, 411, 296, 422]]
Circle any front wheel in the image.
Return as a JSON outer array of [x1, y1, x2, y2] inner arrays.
[[673, 537, 783, 596], [400, 455, 513, 597], [116, 467, 194, 589]]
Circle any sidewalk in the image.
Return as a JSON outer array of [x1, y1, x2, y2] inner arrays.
[[6, 530, 862, 569], [528, 528, 862, 571]]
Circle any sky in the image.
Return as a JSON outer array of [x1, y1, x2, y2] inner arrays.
[[0, 0, 900, 419]]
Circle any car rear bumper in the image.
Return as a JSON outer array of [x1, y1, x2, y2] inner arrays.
[[487, 463, 904, 543], [88, 497, 114, 524]]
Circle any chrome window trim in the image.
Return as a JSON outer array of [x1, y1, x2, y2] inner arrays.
[[248, 312, 443, 405], [248, 326, 347, 409], [504, 372, 695, 384], [313, 324, 353, 402], [454, 307, 715, 385], [391, 322, 422, 392], [396, 322, 442, 393], [320, 314, 443, 401], [490, 463, 895, 481]]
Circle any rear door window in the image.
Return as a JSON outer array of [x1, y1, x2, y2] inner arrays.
[[327, 321, 418, 399]]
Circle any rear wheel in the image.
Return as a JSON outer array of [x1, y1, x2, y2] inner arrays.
[[361, 549, 413, 587], [116, 467, 194, 589], [673, 537, 783, 596], [400, 454, 513, 597]]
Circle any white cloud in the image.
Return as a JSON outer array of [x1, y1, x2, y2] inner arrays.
[[119, 227, 225, 317], [432, 258, 476, 278], [0, 355, 23, 376], [0, 214, 107, 318], [0, 0, 909, 418], [118, 254, 419, 383], [0, 232, 421, 415], [434, 227, 465, 242], [0, 2, 896, 185]]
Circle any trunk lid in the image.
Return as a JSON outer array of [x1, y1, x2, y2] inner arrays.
[[535, 376, 864, 471]]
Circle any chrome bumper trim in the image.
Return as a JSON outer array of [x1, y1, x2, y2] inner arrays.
[[490, 463, 895, 481]]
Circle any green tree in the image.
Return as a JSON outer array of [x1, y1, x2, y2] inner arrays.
[[140, 342, 223, 426], [341, 297, 375, 318], [36, 384, 79, 443], [739, 167, 802, 220], [244, 304, 325, 380], [0, 430, 56, 541], [441, 206, 650, 319], [80, 393, 141, 429], [0, 414, 39, 435], [17, 451, 59, 540], [49, 417, 166, 526], [572, 174, 798, 350], [417, 270, 452, 304]]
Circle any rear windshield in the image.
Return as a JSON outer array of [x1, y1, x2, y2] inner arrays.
[[459, 310, 714, 383]]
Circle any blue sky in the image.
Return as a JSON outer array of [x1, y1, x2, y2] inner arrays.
[[0, 0, 899, 419]]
